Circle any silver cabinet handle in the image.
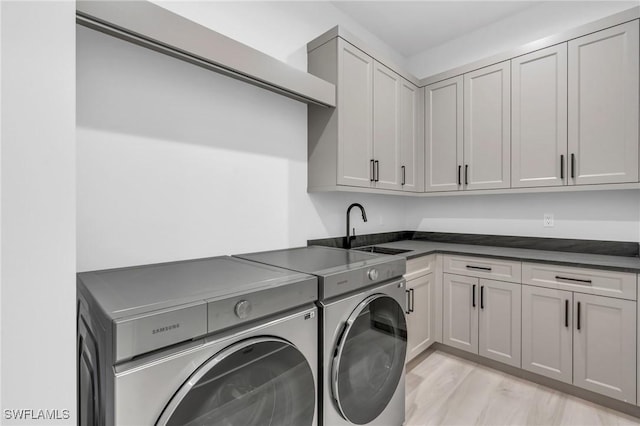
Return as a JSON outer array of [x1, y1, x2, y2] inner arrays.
[[401, 166, 406, 186]]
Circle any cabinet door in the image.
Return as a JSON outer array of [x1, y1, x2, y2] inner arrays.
[[373, 61, 401, 190], [478, 279, 521, 368], [399, 80, 424, 192], [443, 273, 478, 354], [568, 21, 639, 185], [406, 273, 435, 362], [464, 61, 511, 190], [425, 76, 463, 192], [521, 285, 572, 384], [337, 39, 374, 187], [573, 293, 636, 403], [512, 44, 568, 188]]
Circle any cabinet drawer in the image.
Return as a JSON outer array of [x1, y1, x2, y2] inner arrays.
[[522, 263, 636, 300], [405, 254, 435, 280], [443, 255, 521, 283]]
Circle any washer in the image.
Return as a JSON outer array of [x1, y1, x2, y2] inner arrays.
[[77, 256, 318, 426], [236, 246, 407, 426]]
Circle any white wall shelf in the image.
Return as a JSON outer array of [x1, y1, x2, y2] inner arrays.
[[76, 0, 336, 107]]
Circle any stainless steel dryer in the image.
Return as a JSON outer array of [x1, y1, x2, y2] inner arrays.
[[77, 256, 318, 426], [236, 246, 407, 426]]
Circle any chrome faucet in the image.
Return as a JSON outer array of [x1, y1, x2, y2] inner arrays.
[[345, 203, 368, 249]]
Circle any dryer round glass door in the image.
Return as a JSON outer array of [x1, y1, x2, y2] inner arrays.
[[332, 294, 407, 424], [157, 337, 315, 426]]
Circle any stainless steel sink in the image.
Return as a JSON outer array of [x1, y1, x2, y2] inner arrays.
[[354, 246, 412, 255]]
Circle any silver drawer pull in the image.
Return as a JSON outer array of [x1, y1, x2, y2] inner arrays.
[[555, 275, 592, 284], [466, 265, 492, 271]]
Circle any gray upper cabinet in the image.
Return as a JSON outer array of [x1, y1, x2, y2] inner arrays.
[[425, 76, 463, 192], [307, 36, 423, 193], [373, 61, 401, 190], [573, 293, 636, 403], [511, 44, 568, 188], [568, 20, 639, 185], [338, 39, 374, 187], [400, 80, 425, 192], [307, 38, 373, 191], [463, 61, 511, 190]]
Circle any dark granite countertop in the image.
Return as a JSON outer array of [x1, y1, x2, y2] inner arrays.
[[363, 240, 640, 273]]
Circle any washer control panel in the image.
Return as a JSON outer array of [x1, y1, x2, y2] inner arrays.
[[234, 300, 252, 319]]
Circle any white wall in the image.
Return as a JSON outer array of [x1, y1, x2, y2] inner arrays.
[[404, 1, 640, 244], [407, 1, 638, 78], [77, 20, 406, 272], [1, 1, 76, 423], [78, 1, 640, 273], [405, 190, 640, 242], [155, 0, 409, 71]]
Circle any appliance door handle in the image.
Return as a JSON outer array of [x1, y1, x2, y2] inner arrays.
[[472, 284, 476, 308], [560, 154, 564, 180], [370, 159, 375, 182], [480, 285, 484, 310], [401, 165, 406, 186], [565, 299, 569, 328]]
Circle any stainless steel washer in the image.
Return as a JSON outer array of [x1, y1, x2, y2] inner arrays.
[[77, 256, 318, 426], [236, 246, 407, 426]]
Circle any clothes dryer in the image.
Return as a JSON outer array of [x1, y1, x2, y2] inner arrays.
[[236, 246, 407, 426], [77, 256, 318, 426]]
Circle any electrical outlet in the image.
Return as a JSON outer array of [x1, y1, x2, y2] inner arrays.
[[544, 213, 554, 227]]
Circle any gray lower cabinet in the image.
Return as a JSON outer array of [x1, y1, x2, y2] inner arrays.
[[478, 279, 521, 368], [443, 273, 478, 353], [522, 284, 636, 403], [443, 273, 521, 368], [573, 292, 636, 403], [406, 272, 435, 362], [522, 285, 573, 384], [568, 20, 639, 185]]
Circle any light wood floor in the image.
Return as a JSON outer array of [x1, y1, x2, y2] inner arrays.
[[406, 349, 640, 426]]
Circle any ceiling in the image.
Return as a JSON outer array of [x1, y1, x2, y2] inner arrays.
[[330, 1, 539, 57]]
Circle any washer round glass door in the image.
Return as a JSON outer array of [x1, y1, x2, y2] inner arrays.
[[332, 294, 407, 425], [157, 337, 315, 426]]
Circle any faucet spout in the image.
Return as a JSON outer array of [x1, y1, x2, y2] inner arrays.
[[346, 203, 368, 249]]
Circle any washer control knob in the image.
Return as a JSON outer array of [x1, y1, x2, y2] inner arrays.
[[234, 300, 252, 319], [368, 268, 379, 281]]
